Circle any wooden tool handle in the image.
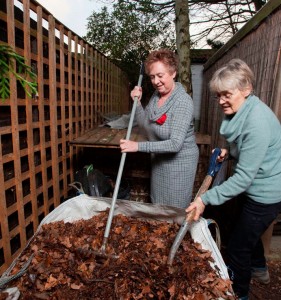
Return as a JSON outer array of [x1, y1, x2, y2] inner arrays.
[[186, 208, 196, 223], [186, 175, 212, 223], [194, 175, 213, 199]]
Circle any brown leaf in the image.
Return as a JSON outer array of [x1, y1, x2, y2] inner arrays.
[[168, 284, 176, 297], [45, 274, 58, 290], [114, 226, 123, 234], [70, 283, 83, 290], [142, 285, 151, 294], [149, 236, 165, 249], [60, 237, 72, 248]]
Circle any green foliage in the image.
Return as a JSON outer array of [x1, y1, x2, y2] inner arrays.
[[0, 44, 37, 101], [85, 0, 175, 85]]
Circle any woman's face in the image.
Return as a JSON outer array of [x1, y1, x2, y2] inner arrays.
[[215, 88, 251, 115], [148, 61, 176, 96]]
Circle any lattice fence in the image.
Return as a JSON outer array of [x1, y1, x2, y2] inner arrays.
[[0, 0, 129, 272]]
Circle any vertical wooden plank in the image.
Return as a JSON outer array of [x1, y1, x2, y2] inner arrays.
[[0, 0, 12, 270], [99, 54, 102, 117], [59, 25, 67, 198], [74, 36, 79, 138], [36, 6, 48, 217], [118, 68, 122, 113], [0, 132, 10, 271], [108, 59, 111, 113], [105, 58, 108, 114], [89, 47, 94, 127], [67, 31, 75, 184], [113, 65, 117, 113], [80, 40, 85, 133], [115, 65, 118, 113], [125, 72, 129, 112], [110, 63, 113, 113], [23, 0, 38, 230], [115, 66, 118, 113], [94, 50, 98, 124], [7, 0, 26, 260], [118, 68, 123, 113], [85, 44, 89, 130], [97, 53, 102, 122], [101, 55, 105, 116], [99, 53, 102, 121], [111, 62, 114, 113], [108, 62, 111, 113], [48, 15, 59, 208], [103, 57, 106, 115], [96, 51, 100, 122]]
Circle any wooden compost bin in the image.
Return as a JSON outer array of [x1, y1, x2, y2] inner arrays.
[[69, 126, 211, 203], [0, 0, 129, 273]]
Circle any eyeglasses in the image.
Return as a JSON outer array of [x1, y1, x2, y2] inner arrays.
[[214, 93, 233, 102]]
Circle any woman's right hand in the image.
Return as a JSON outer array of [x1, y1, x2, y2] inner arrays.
[[185, 197, 205, 221], [120, 139, 138, 153], [130, 86, 142, 103]]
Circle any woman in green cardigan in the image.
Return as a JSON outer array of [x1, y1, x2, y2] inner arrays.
[[186, 58, 281, 300]]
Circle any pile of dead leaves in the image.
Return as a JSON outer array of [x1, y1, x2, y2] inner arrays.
[[7, 211, 234, 299]]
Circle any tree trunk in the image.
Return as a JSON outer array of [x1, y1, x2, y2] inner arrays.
[[175, 0, 192, 95]]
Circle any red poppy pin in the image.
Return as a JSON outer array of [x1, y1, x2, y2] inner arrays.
[[156, 113, 167, 125]]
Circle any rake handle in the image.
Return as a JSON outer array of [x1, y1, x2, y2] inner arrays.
[[101, 64, 144, 252]]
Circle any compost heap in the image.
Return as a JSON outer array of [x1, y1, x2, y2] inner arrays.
[[7, 211, 234, 299]]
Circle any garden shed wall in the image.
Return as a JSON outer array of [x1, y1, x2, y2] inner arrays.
[[200, 0, 281, 149]]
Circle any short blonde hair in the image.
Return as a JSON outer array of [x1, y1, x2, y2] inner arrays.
[[145, 49, 178, 75], [209, 58, 255, 93]]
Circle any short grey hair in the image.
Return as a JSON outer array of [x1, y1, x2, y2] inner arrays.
[[209, 58, 255, 93]]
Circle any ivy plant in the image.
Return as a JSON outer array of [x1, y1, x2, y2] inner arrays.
[[0, 44, 37, 100]]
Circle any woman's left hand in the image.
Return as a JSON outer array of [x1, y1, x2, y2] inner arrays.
[[215, 148, 228, 162], [120, 139, 138, 153], [185, 197, 206, 221]]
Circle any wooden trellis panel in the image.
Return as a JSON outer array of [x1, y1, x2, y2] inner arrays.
[[0, 0, 129, 273]]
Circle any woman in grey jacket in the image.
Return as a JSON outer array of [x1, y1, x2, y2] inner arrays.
[[186, 58, 281, 300], [120, 49, 199, 208]]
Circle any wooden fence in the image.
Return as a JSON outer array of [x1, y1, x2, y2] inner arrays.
[[0, 0, 129, 273]]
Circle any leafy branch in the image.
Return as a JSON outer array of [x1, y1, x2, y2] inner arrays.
[[0, 44, 37, 100]]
